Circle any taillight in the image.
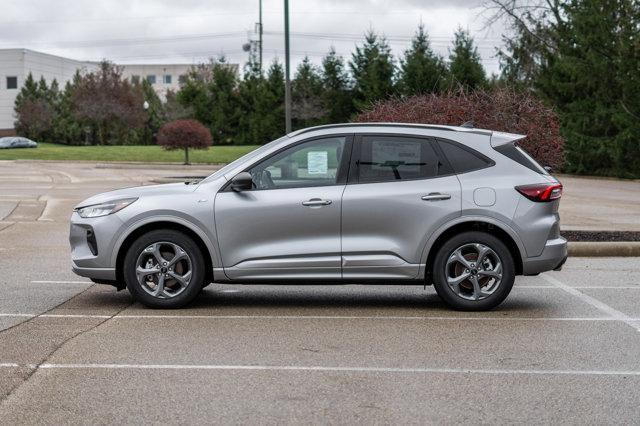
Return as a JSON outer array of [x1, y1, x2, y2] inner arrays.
[[515, 183, 563, 202]]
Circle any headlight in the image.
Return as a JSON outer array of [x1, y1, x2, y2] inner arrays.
[[75, 198, 137, 218]]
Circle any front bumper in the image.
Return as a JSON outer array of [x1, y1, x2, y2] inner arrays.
[[72, 265, 116, 281], [522, 237, 568, 275], [70, 211, 123, 280]]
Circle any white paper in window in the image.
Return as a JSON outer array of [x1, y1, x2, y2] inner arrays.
[[307, 151, 328, 175]]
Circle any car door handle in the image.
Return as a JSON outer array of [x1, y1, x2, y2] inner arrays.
[[302, 198, 332, 207], [421, 193, 451, 201]]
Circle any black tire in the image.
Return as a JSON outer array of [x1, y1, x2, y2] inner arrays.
[[123, 229, 205, 308], [432, 231, 515, 311]]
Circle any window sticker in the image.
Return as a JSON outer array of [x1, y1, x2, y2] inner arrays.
[[307, 151, 328, 175]]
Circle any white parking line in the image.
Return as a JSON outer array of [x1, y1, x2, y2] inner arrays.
[[29, 363, 640, 376], [29, 280, 639, 289], [541, 273, 640, 332], [1, 312, 639, 321], [0, 363, 20, 368]]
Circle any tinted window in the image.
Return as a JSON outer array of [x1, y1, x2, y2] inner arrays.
[[358, 136, 445, 183], [437, 139, 492, 174], [249, 136, 346, 190], [6, 76, 17, 89], [494, 142, 547, 174]]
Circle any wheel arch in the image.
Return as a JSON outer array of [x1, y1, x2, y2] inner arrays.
[[114, 219, 215, 289], [422, 218, 525, 283]]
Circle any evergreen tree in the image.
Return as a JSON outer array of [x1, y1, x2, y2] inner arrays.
[[321, 48, 354, 123], [176, 65, 214, 128], [208, 57, 241, 145], [140, 79, 164, 145], [178, 58, 242, 144], [262, 59, 286, 139], [534, 0, 640, 177], [14, 73, 57, 142], [350, 30, 396, 110], [447, 27, 486, 89], [13, 73, 39, 112], [292, 56, 325, 129], [53, 81, 84, 145], [237, 56, 285, 144], [398, 24, 447, 96]]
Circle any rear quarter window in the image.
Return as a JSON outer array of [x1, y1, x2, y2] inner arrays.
[[436, 139, 494, 174], [494, 142, 548, 174]]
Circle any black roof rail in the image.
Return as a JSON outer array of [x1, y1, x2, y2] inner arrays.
[[287, 122, 492, 137]]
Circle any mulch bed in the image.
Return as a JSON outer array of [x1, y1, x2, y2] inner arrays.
[[562, 230, 640, 242]]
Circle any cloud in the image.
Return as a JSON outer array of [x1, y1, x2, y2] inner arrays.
[[0, 0, 505, 74]]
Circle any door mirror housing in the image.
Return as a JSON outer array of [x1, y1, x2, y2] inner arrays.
[[230, 172, 253, 192]]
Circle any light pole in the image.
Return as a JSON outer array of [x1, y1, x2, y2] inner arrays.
[[258, 0, 263, 72], [143, 100, 151, 145], [284, 0, 292, 133]]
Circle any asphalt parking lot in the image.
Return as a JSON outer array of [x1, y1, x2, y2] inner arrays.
[[1, 160, 639, 424]]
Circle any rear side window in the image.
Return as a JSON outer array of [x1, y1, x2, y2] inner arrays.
[[494, 142, 548, 174], [437, 139, 494, 174], [357, 136, 451, 183]]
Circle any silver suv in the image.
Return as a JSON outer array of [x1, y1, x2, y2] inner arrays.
[[70, 123, 567, 310]]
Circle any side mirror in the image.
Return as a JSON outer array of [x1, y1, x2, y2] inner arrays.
[[544, 165, 553, 173], [230, 172, 253, 192]]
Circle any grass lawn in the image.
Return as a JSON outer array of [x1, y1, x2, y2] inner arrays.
[[0, 143, 260, 164]]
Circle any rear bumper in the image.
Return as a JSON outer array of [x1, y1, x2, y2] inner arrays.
[[522, 237, 568, 275]]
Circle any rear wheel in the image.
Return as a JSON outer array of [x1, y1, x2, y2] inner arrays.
[[123, 230, 205, 308], [432, 231, 515, 311]]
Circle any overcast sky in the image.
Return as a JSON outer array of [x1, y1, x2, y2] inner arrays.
[[0, 0, 507, 75]]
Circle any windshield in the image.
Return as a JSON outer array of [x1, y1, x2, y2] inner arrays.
[[203, 135, 290, 182]]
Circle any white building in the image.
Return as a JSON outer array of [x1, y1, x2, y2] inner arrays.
[[119, 64, 193, 98], [0, 49, 236, 135], [0, 49, 97, 134]]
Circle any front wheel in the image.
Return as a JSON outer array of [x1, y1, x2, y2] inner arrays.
[[123, 230, 205, 308], [432, 231, 515, 311]]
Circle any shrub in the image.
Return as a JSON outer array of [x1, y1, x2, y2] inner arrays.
[[354, 88, 565, 170], [157, 119, 212, 165]]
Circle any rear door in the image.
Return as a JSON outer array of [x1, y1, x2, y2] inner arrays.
[[341, 134, 462, 280]]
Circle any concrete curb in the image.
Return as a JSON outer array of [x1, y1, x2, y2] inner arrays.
[[95, 163, 225, 170], [568, 242, 640, 257], [7, 159, 226, 168]]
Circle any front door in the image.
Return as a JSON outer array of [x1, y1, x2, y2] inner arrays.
[[341, 134, 462, 280], [215, 135, 352, 281]]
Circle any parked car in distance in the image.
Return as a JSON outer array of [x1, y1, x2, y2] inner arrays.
[[69, 123, 567, 311], [0, 136, 37, 149]]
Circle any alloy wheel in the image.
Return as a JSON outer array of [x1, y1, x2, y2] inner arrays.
[[445, 243, 503, 301], [135, 241, 192, 299]]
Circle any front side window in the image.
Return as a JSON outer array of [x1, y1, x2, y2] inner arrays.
[[248, 136, 347, 190], [6, 76, 18, 89], [357, 136, 445, 183]]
